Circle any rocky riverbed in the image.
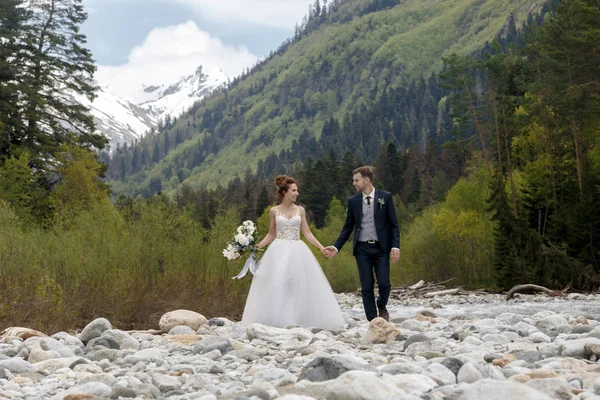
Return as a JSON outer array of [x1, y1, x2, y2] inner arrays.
[[2, 292, 600, 399]]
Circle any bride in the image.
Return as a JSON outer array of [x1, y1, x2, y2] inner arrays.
[[241, 175, 345, 331]]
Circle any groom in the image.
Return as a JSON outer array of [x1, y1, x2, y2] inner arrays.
[[325, 166, 400, 322]]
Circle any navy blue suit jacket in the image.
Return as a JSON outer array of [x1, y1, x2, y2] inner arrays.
[[333, 189, 400, 256]]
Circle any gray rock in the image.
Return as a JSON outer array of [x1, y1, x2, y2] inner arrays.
[[572, 325, 593, 334], [386, 373, 438, 394], [229, 348, 260, 361], [484, 353, 503, 363], [208, 318, 226, 327], [110, 386, 140, 398], [403, 333, 431, 351], [130, 383, 162, 398], [298, 370, 405, 400], [87, 336, 121, 350], [88, 348, 122, 362], [51, 332, 84, 347], [441, 357, 464, 376], [0, 358, 34, 373], [399, 319, 424, 332], [168, 325, 197, 335], [77, 372, 117, 386], [525, 378, 575, 400], [379, 362, 424, 375], [194, 336, 233, 355], [49, 382, 113, 400], [594, 377, 600, 395], [559, 338, 600, 358], [101, 329, 140, 350], [253, 368, 297, 387], [79, 317, 112, 343], [0, 367, 11, 379], [151, 374, 183, 392], [457, 362, 484, 384], [512, 350, 542, 363], [299, 355, 374, 382], [27, 348, 62, 363], [529, 332, 551, 343], [455, 379, 553, 400], [424, 363, 456, 385]]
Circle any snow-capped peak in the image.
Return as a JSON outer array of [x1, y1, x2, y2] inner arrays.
[[86, 64, 227, 152]]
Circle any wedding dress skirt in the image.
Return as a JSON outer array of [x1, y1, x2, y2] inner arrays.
[[241, 212, 345, 331]]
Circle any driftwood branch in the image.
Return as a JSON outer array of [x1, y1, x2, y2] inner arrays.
[[409, 280, 426, 290], [505, 284, 566, 300], [390, 278, 461, 300], [424, 288, 461, 297]]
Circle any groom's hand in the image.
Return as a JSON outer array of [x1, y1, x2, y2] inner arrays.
[[391, 248, 400, 263], [323, 246, 337, 258]]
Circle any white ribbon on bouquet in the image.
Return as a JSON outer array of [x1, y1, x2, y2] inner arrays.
[[231, 251, 259, 279]]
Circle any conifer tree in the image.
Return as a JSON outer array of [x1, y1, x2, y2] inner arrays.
[[20, 0, 106, 172], [0, 0, 29, 160]]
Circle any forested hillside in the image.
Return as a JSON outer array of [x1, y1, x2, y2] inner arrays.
[[107, 0, 547, 195]]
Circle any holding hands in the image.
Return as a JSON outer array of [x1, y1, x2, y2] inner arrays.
[[322, 246, 337, 258]]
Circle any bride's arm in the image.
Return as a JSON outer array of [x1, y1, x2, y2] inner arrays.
[[255, 207, 277, 249], [299, 207, 325, 252]]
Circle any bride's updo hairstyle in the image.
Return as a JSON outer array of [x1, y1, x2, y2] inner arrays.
[[274, 175, 299, 203]]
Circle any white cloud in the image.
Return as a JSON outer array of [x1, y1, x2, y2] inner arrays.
[[175, 0, 314, 30], [95, 21, 260, 103]]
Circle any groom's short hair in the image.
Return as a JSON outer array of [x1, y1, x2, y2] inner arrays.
[[353, 166, 374, 181]]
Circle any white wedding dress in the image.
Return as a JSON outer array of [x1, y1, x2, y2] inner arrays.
[[241, 208, 345, 330]]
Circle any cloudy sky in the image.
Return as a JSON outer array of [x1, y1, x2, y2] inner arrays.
[[81, 0, 314, 100]]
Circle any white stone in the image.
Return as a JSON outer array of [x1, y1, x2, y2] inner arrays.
[[159, 309, 208, 331]]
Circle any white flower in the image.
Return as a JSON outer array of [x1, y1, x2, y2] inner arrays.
[[236, 234, 249, 246], [222, 249, 234, 260], [237, 226, 244, 234], [243, 220, 254, 227]]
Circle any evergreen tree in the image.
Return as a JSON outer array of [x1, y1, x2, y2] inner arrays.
[[488, 171, 521, 290], [408, 168, 421, 205], [20, 0, 106, 172], [256, 185, 271, 218], [0, 0, 29, 160]]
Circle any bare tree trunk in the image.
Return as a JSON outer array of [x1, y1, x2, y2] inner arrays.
[[490, 86, 503, 174], [501, 103, 518, 217], [567, 57, 584, 194], [536, 56, 559, 206], [462, 76, 493, 177]]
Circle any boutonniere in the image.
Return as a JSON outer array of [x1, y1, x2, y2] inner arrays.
[[378, 198, 385, 209]]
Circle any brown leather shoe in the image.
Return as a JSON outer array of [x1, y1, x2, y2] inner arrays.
[[378, 306, 389, 321]]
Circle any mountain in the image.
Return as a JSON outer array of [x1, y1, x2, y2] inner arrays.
[[108, 0, 548, 195], [84, 66, 228, 151], [139, 66, 228, 121], [75, 88, 155, 151]]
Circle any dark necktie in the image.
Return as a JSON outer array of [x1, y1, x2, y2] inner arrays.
[[366, 196, 371, 206]]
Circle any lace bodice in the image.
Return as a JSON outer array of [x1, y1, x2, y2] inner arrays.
[[275, 208, 301, 240]]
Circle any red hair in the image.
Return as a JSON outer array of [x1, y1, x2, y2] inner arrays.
[[274, 175, 299, 203]]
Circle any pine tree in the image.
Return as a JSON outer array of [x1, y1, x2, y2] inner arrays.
[[256, 186, 271, 218], [488, 171, 520, 290], [0, 0, 29, 160], [408, 168, 421, 205], [20, 0, 106, 172]]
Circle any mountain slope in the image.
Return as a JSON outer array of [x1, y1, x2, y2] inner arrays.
[[85, 66, 228, 151], [109, 0, 546, 194]]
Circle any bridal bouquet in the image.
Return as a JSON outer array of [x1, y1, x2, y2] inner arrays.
[[223, 220, 263, 279]]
